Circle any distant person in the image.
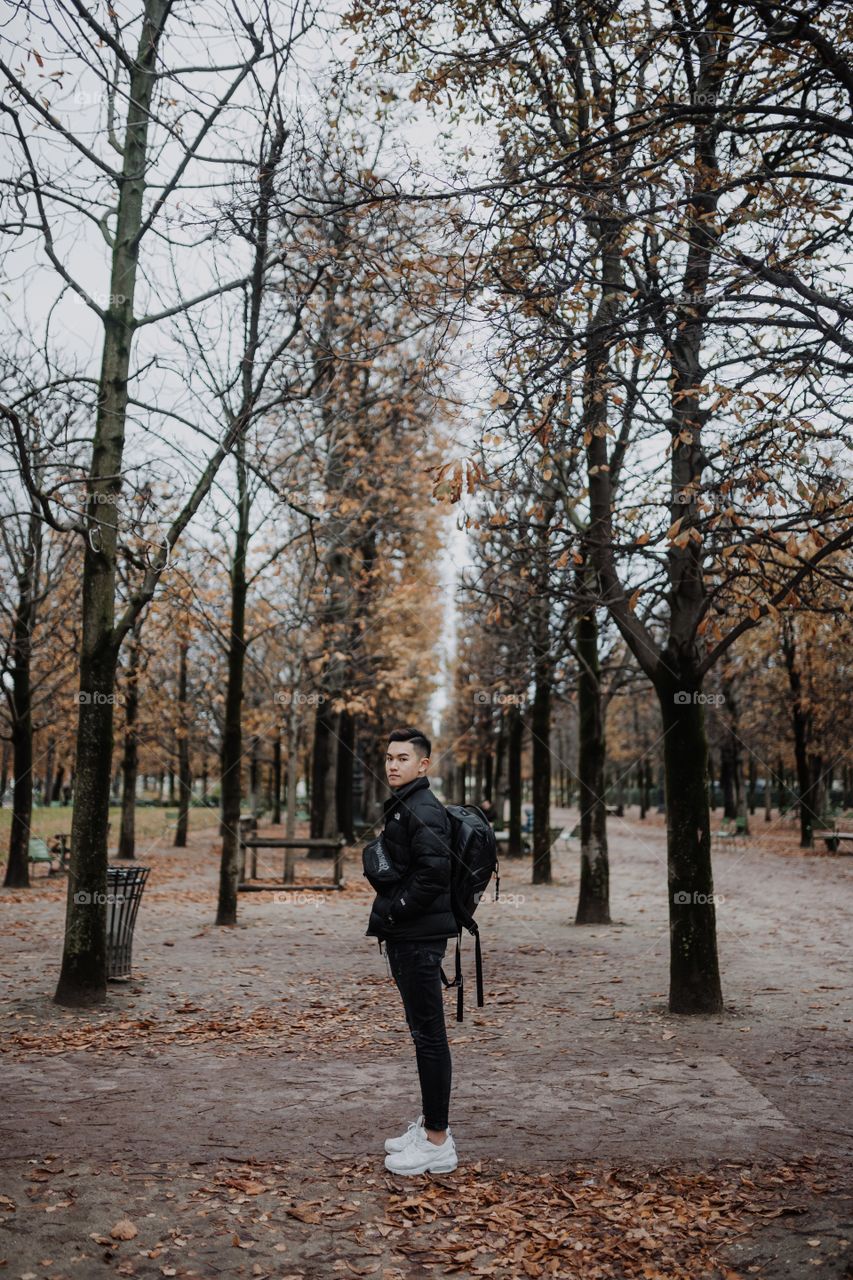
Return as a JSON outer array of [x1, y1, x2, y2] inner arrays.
[[364, 726, 458, 1175]]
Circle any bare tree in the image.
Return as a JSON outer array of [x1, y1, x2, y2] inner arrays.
[[0, 0, 322, 1003]]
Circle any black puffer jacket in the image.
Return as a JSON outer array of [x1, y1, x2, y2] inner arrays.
[[364, 775, 458, 943]]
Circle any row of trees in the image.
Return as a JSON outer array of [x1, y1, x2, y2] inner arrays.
[[345, 0, 853, 1012], [441, 595, 853, 846], [0, 0, 459, 1005]]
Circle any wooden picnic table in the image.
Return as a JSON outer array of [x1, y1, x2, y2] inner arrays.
[[238, 835, 346, 891]]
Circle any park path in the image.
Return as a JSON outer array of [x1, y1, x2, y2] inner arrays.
[[0, 808, 850, 1278]]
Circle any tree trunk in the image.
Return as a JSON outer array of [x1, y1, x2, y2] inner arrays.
[[507, 703, 523, 856], [736, 750, 749, 836], [781, 620, 817, 847], [531, 488, 555, 884], [720, 739, 737, 819], [810, 752, 824, 824], [493, 719, 506, 828], [658, 677, 723, 1014], [336, 707, 355, 843], [707, 752, 715, 812], [286, 705, 299, 838], [0, 740, 8, 807], [249, 735, 260, 815], [310, 698, 339, 842], [44, 738, 55, 809], [303, 743, 312, 813], [575, 591, 610, 924], [272, 730, 282, 826], [747, 757, 757, 815], [175, 640, 191, 847], [4, 509, 40, 888], [531, 672, 552, 884], [118, 623, 142, 860], [216, 435, 250, 925], [7, 717, 33, 888]]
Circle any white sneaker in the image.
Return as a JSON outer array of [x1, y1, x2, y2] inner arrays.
[[384, 1128, 457, 1175], [384, 1114, 425, 1154]]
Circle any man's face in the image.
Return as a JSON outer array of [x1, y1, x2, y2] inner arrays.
[[385, 741, 429, 789]]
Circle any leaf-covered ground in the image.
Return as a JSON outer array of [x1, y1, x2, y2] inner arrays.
[[1, 808, 851, 1278]]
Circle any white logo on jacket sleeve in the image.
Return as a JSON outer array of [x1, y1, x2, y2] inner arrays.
[[393, 811, 401, 820]]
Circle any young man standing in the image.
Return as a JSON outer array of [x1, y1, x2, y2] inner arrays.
[[364, 727, 459, 1175]]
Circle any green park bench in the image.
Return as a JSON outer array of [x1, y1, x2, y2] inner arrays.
[[28, 837, 54, 876], [713, 816, 748, 850], [28, 835, 70, 876]]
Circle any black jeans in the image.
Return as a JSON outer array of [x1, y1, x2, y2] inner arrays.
[[385, 938, 452, 1132]]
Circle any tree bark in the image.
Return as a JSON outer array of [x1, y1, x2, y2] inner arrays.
[[575, 585, 611, 924], [216, 434, 250, 924], [531, 670, 552, 884], [175, 640, 191, 847], [272, 730, 282, 826], [53, 2, 169, 1004], [286, 704, 299, 839], [720, 739, 736, 819], [781, 619, 817, 847], [507, 702, 524, 856], [0, 741, 8, 807], [336, 707, 355, 843], [493, 718, 506, 828], [658, 675, 723, 1014], [310, 698, 340, 842], [54, 0, 169, 1001], [44, 738, 55, 810], [3, 508, 41, 888], [118, 621, 142, 860], [249, 735, 261, 815]]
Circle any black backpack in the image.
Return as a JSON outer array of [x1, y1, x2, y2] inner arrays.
[[440, 804, 500, 1022]]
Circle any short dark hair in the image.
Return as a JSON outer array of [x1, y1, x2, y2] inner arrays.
[[387, 726, 431, 759]]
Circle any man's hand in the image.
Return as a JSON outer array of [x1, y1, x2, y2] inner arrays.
[[376, 895, 397, 927]]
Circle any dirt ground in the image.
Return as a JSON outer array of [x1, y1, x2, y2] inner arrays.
[[0, 806, 850, 1280]]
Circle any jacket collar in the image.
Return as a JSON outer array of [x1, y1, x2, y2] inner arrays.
[[383, 774, 430, 814]]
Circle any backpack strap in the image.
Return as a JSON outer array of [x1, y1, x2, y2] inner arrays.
[[473, 925, 484, 1008], [440, 928, 465, 1022], [439, 924, 487, 1022]]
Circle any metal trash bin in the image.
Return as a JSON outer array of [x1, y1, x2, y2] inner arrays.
[[106, 864, 150, 981]]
